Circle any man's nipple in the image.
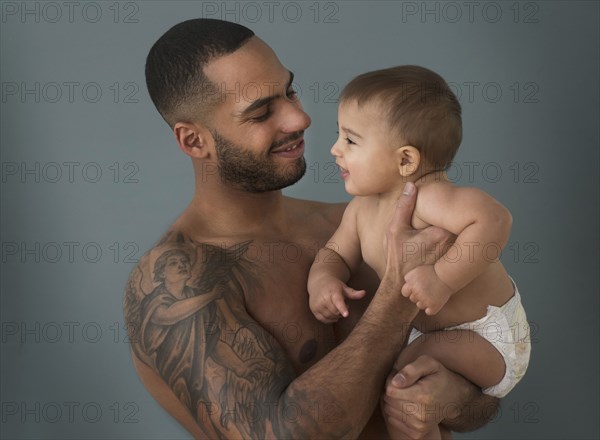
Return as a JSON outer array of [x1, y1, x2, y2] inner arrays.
[[298, 339, 318, 364]]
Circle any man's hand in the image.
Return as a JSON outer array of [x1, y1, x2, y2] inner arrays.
[[309, 276, 366, 323], [402, 265, 453, 315], [382, 355, 465, 439], [385, 183, 455, 286]]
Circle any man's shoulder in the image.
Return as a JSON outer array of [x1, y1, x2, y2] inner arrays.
[[285, 196, 348, 227], [134, 229, 195, 261], [134, 230, 241, 269], [125, 230, 211, 291]]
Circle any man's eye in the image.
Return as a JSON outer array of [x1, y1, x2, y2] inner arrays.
[[286, 88, 298, 99], [250, 110, 272, 122]]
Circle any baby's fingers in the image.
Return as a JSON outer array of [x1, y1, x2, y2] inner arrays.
[[424, 301, 442, 316], [314, 303, 340, 323], [342, 285, 367, 300], [319, 295, 343, 321], [315, 312, 338, 324], [310, 295, 337, 322], [411, 293, 428, 311], [332, 293, 349, 318], [401, 282, 412, 298]]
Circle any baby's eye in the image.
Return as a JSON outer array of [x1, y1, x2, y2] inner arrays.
[[345, 137, 356, 145]]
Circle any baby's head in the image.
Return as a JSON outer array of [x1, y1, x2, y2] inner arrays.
[[333, 65, 461, 193]]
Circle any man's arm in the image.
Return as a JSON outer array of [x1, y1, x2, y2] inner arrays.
[[125, 184, 446, 439], [382, 355, 499, 439]]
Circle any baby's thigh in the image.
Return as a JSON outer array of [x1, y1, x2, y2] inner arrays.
[[395, 330, 505, 389]]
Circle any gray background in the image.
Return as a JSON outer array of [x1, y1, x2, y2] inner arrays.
[[1, 1, 598, 438]]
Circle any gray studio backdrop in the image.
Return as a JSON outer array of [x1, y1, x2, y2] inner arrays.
[[1, 1, 598, 439]]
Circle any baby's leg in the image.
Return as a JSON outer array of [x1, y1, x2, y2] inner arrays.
[[396, 330, 506, 390], [387, 330, 505, 439]]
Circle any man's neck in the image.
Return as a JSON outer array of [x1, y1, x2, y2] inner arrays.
[[180, 182, 290, 238]]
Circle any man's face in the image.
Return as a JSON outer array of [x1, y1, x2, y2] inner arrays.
[[213, 129, 306, 193], [203, 37, 311, 192]]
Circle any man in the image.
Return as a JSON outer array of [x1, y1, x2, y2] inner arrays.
[[124, 18, 498, 439]]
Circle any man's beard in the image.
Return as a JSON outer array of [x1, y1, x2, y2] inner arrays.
[[212, 130, 306, 193]]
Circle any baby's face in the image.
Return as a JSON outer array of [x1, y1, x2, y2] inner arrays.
[[331, 100, 401, 196]]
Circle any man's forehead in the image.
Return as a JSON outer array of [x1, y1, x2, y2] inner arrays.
[[203, 37, 291, 105], [205, 37, 281, 79]]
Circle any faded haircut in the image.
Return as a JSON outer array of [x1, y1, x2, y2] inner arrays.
[[340, 65, 462, 169], [145, 18, 255, 128]]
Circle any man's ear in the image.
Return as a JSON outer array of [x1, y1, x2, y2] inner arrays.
[[173, 122, 213, 159], [396, 146, 421, 177]]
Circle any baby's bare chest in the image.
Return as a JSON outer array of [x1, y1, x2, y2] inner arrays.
[[357, 211, 389, 279]]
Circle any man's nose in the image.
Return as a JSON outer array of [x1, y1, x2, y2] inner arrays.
[[280, 101, 311, 133]]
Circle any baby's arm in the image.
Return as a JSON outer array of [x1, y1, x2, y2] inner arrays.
[[403, 182, 512, 315], [308, 199, 366, 323]]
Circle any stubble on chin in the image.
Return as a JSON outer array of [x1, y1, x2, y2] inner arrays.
[[213, 131, 306, 192]]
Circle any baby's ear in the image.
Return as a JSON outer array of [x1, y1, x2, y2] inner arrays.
[[396, 146, 421, 177]]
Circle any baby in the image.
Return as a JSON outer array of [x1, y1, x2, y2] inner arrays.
[[307, 66, 531, 438]]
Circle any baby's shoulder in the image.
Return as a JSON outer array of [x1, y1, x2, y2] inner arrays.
[[411, 177, 460, 228], [415, 175, 457, 201], [416, 176, 498, 205], [416, 170, 453, 187], [347, 195, 379, 220]]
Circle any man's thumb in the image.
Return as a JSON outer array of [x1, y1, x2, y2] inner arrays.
[[390, 182, 417, 229], [392, 355, 438, 388], [391, 371, 413, 388]]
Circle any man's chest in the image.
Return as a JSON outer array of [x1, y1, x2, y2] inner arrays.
[[240, 238, 337, 373]]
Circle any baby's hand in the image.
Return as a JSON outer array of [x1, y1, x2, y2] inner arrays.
[[401, 265, 453, 315], [309, 277, 366, 324]]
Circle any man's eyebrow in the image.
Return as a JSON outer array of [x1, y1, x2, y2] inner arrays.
[[239, 71, 295, 116]]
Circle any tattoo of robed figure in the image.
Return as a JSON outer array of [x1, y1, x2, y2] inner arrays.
[[124, 233, 296, 439]]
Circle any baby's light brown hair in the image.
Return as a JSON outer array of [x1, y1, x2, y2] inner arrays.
[[340, 65, 462, 170]]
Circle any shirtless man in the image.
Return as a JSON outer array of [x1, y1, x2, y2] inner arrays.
[[123, 18, 498, 439]]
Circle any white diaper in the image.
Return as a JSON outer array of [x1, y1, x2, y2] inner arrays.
[[407, 280, 531, 398]]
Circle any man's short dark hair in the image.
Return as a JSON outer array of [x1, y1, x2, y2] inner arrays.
[[145, 18, 255, 128]]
